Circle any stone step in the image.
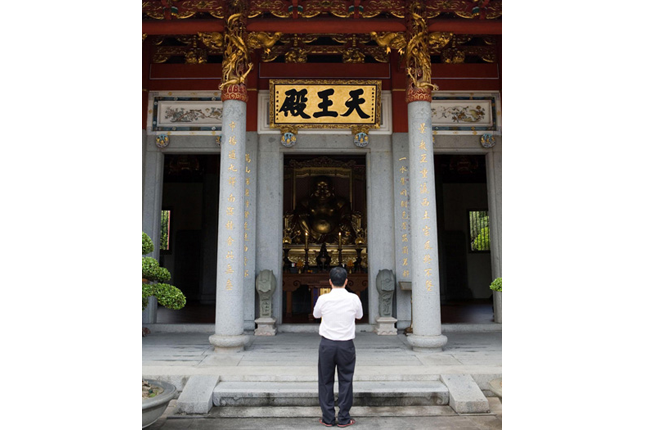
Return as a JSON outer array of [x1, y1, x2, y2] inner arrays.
[[206, 405, 458, 419], [212, 380, 450, 407]]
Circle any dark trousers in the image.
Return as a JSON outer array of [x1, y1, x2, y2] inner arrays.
[[318, 337, 356, 425]]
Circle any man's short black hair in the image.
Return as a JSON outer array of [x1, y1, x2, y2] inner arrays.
[[330, 266, 348, 287]]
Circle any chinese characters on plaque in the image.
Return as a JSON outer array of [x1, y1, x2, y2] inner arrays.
[[270, 80, 381, 129]]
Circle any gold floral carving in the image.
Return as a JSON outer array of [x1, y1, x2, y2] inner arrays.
[[153, 54, 170, 64], [351, 125, 372, 135], [285, 47, 308, 63], [142, 1, 166, 20], [143, 0, 501, 22], [441, 48, 465, 64], [199, 32, 224, 50], [249, 0, 291, 18], [343, 49, 365, 64]]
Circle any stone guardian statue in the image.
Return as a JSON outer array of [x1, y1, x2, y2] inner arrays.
[[375, 269, 397, 335], [255, 270, 277, 336], [376, 269, 395, 317]]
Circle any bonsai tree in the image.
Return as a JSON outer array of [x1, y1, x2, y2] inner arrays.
[[489, 277, 502, 292], [142, 232, 186, 313]]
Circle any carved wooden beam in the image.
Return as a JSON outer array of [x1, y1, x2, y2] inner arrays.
[[143, 18, 500, 36]]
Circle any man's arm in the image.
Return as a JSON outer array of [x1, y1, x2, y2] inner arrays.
[[313, 296, 323, 319], [355, 295, 363, 319]]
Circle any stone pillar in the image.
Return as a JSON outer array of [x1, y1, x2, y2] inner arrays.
[[256, 135, 284, 324], [392, 133, 412, 329], [405, 87, 447, 351], [366, 136, 396, 325], [486, 141, 502, 323], [243, 133, 258, 330], [209, 84, 250, 352], [142, 146, 164, 324]]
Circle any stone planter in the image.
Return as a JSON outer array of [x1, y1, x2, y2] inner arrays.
[[142, 379, 176, 429]]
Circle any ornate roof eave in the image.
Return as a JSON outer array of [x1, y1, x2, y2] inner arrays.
[[143, 0, 502, 22]]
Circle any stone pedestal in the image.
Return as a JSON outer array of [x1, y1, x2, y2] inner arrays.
[[254, 317, 277, 336], [208, 334, 249, 353], [406, 333, 448, 352], [375, 317, 397, 335]]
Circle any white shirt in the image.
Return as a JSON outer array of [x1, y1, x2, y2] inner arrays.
[[313, 287, 363, 341]]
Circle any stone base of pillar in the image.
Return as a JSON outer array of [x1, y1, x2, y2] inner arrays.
[[254, 317, 276, 336], [375, 317, 397, 335], [406, 334, 448, 352], [208, 334, 250, 353]]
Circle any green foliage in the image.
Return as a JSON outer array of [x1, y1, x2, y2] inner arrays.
[[142, 257, 172, 282], [142, 232, 154, 255], [473, 226, 490, 251], [490, 277, 502, 292], [160, 211, 170, 251], [469, 211, 490, 251], [156, 267, 171, 282], [153, 283, 187, 310], [142, 231, 186, 311], [142, 283, 155, 310], [142, 282, 187, 311], [142, 257, 160, 280]]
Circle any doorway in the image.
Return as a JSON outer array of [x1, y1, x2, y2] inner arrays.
[[281, 154, 369, 323], [435, 154, 494, 323], [156, 154, 220, 324]]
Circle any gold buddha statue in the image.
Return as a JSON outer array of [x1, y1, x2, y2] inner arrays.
[[292, 176, 355, 244]]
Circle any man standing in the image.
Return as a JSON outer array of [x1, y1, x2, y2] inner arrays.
[[313, 266, 363, 427]]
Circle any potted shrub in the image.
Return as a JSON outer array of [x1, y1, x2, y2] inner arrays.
[[142, 231, 185, 428], [490, 277, 502, 323], [142, 231, 186, 326]]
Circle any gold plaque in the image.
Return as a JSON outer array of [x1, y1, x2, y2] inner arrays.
[[270, 79, 381, 129]]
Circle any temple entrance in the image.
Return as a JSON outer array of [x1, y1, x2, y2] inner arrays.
[[281, 154, 369, 323], [435, 154, 495, 323], [156, 154, 219, 324]]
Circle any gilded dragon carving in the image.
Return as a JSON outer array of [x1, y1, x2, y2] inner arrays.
[[369, 2, 452, 91], [404, 1, 451, 91], [370, 32, 406, 55], [221, 9, 253, 89], [247, 31, 283, 53]]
